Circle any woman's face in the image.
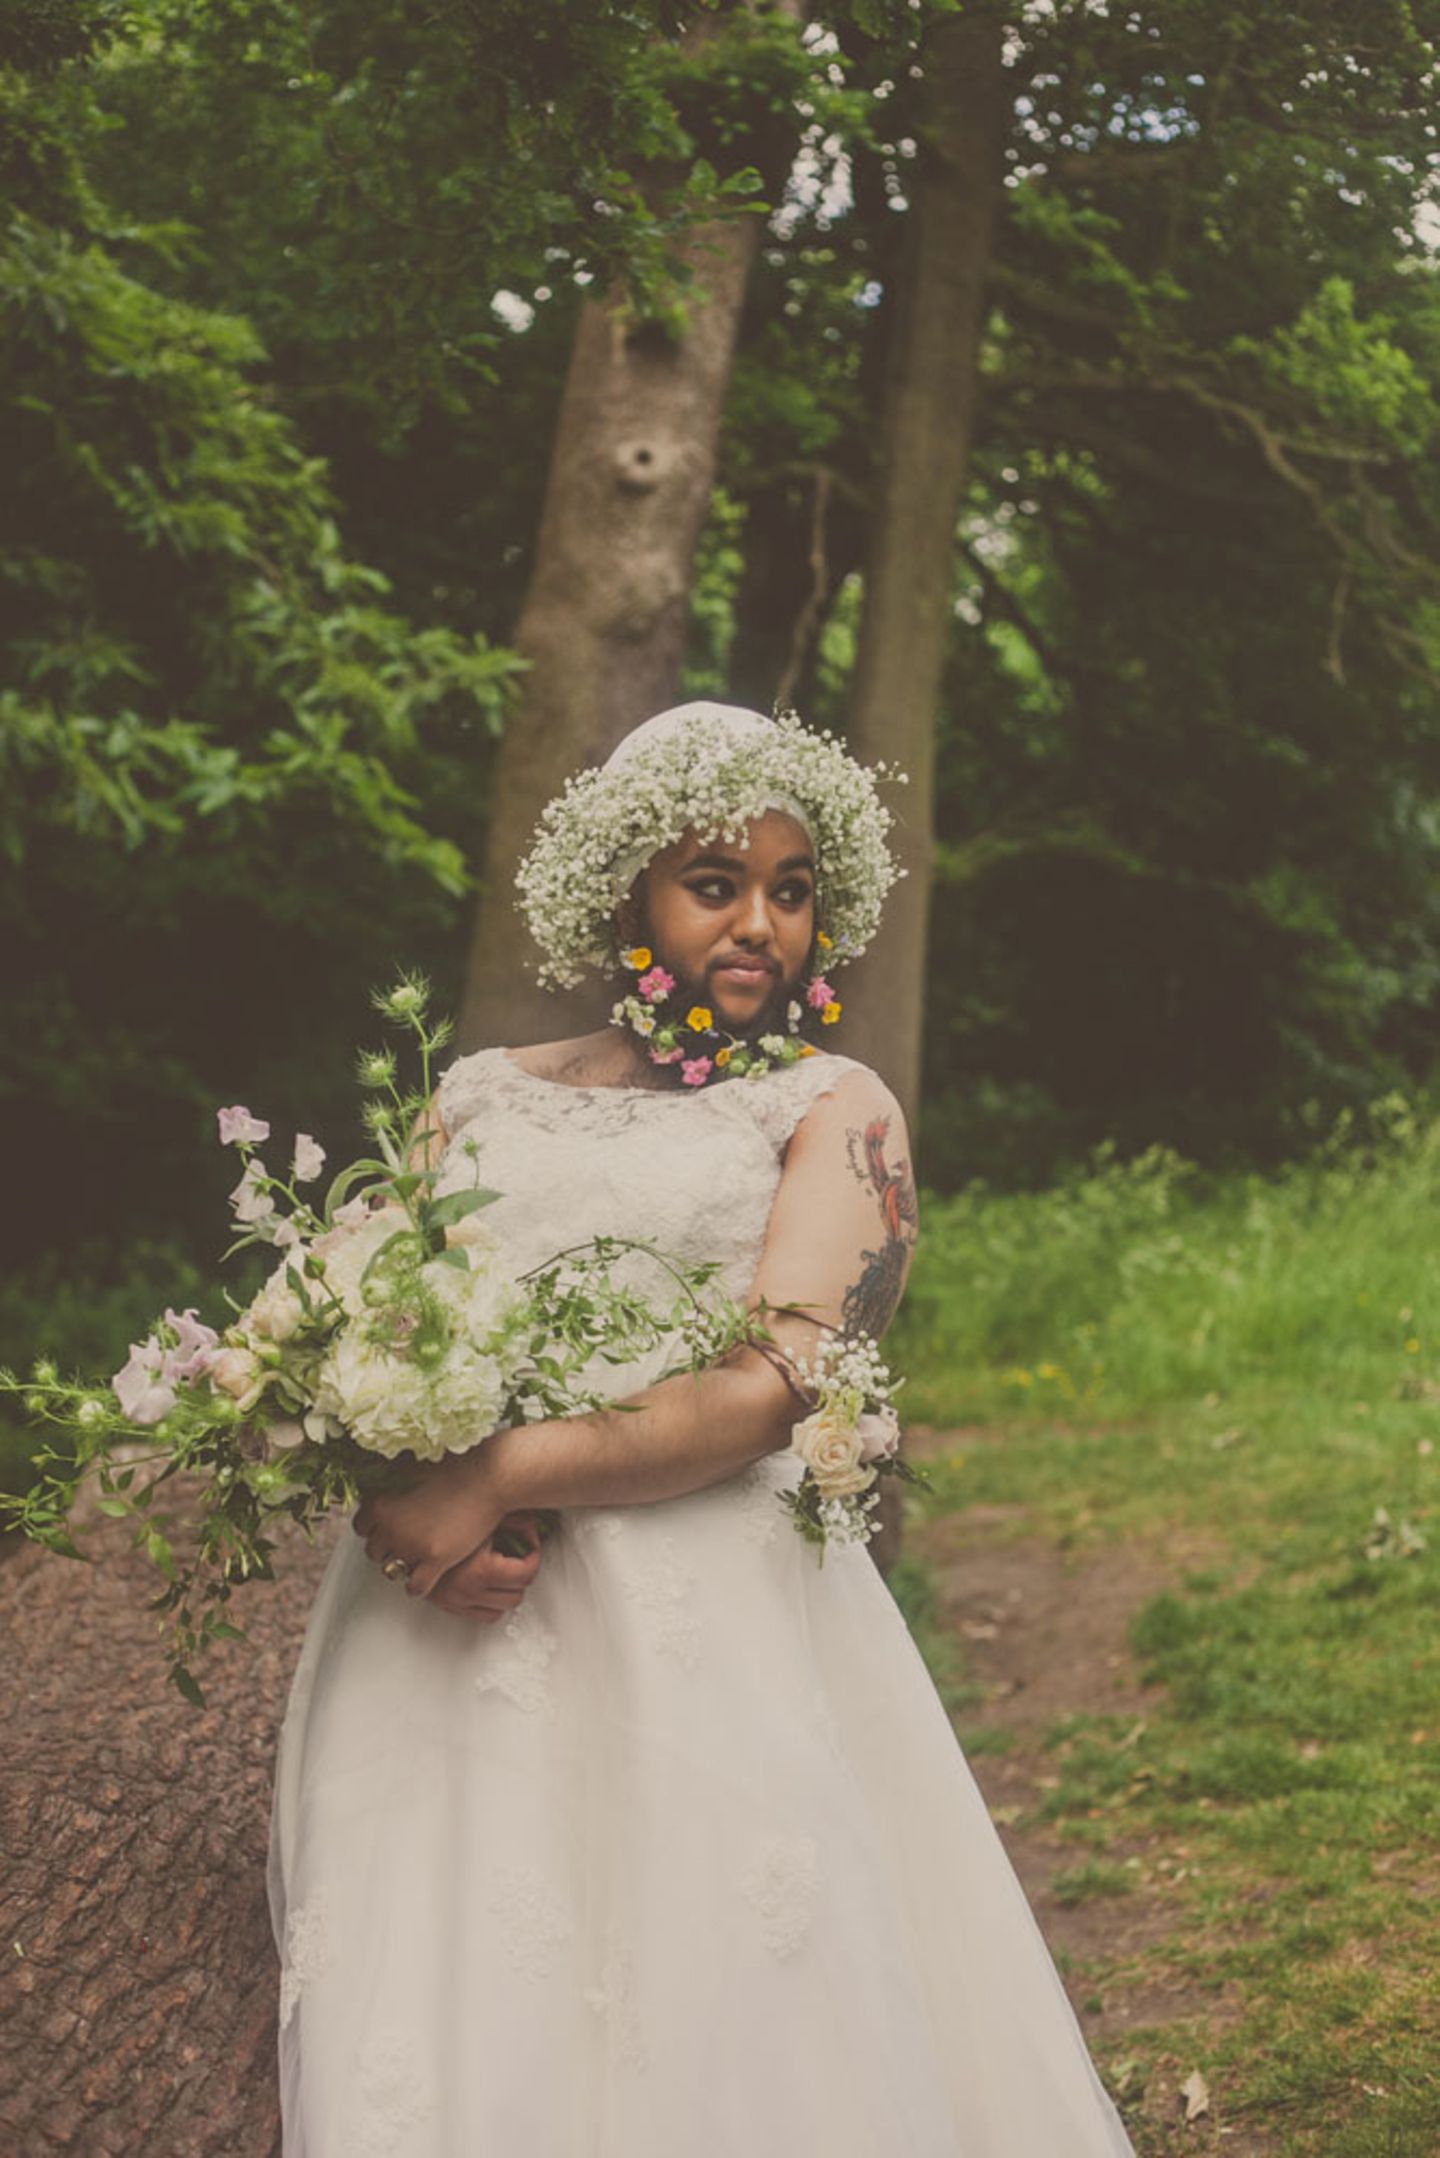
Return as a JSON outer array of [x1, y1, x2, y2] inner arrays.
[[633, 811, 817, 1035]]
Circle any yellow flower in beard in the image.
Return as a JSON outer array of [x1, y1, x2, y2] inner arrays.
[[686, 1006, 714, 1032]]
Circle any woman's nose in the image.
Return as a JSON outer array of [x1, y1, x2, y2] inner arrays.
[[733, 883, 775, 944]]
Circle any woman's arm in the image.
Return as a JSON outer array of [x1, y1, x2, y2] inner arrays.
[[358, 1066, 919, 1598]]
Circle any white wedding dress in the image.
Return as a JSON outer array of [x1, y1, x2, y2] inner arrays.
[[269, 1046, 1134, 2157]]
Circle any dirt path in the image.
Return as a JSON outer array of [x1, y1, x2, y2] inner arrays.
[[906, 1426, 1260, 2155]]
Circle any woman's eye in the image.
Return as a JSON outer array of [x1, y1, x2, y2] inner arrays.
[[688, 877, 732, 902], [777, 881, 813, 906]]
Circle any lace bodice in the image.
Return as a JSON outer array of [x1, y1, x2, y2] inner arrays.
[[434, 1048, 867, 1353]]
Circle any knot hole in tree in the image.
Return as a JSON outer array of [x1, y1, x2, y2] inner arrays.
[[614, 441, 666, 494]]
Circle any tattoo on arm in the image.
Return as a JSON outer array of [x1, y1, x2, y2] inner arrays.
[[840, 1117, 919, 1338]]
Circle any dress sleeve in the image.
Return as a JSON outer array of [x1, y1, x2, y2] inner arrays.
[[435, 1048, 498, 1142], [738, 1054, 873, 1154]]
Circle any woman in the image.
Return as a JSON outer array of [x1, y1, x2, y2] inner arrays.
[[269, 701, 1134, 2156]]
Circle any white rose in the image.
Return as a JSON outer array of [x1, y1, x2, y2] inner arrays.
[[208, 1344, 265, 1413], [791, 1404, 877, 1498], [857, 1406, 901, 1462], [245, 1262, 307, 1344]]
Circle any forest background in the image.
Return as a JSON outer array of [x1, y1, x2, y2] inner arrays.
[[4, 0, 1440, 1392], [5, 9, 1440, 2148]]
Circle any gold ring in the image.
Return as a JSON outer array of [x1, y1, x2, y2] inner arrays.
[[381, 1555, 412, 1583]]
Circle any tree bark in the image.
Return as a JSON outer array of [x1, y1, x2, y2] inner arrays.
[[459, 6, 807, 1054], [0, 1506, 336, 2155], [841, 9, 1009, 1135]]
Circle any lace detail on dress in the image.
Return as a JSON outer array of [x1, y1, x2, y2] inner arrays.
[[740, 1835, 822, 1960], [585, 1924, 649, 2072], [474, 1601, 559, 1719], [430, 1049, 883, 1345], [486, 1863, 575, 1981], [736, 1460, 781, 1546], [349, 2036, 435, 2158], [617, 1533, 700, 1668], [278, 1888, 331, 2030], [735, 1052, 868, 1153], [568, 1508, 625, 1545]]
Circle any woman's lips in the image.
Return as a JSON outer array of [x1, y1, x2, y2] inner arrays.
[[713, 963, 775, 986]]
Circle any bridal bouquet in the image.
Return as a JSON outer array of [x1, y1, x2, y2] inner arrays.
[[1, 978, 754, 1700]]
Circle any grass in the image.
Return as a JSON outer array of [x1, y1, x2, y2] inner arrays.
[[892, 1101, 1440, 2155]]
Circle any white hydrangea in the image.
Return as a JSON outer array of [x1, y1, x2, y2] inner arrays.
[[298, 1198, 523, 1460], [516, 709, 904, 990], [311, 1333, 435, 1459], [310, 1206, 414, 1318], [311, 1251, 521, 1462]]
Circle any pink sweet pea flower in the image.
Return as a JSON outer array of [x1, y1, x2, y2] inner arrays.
[[292, 1133, 326, 1182], [805, 978, 834, 1010], [649, 1044, 684, 1066], [162, 1306, 220, 1382], [112, 1338, 179, 1426], [681, 1057, 714, 1088], [217, 1105, 271, 1146], [230, 1161, 276, 1226], [637, 966, 676, 1003]]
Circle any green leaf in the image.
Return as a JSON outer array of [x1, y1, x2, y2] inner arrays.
[[170, 1664, 206, 1709], [423, 1187, 501, 1230], [145, 1526, 177, 1580]]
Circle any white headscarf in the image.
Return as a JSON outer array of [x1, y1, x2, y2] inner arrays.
[[602, 702, 812, 888]]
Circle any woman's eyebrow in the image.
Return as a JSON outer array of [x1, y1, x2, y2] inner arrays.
[[682, 850, 816, 875]]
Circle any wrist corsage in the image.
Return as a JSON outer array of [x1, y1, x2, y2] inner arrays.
[[781, 1332, 929, 1559]]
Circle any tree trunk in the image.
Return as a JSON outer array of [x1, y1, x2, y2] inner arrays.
[[842, 9, 1009, 1135], [0, 1506, 336, 2155], [459, 7, 807, 1055]]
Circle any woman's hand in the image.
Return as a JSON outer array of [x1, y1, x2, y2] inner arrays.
[[430, 1512, 545, 1621], [353, 1447, 510, 1601]]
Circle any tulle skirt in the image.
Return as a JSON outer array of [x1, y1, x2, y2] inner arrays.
[[269, 1455, 1133, 2156]]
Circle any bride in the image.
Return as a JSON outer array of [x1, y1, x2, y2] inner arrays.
[[268, 701, 1135, 2156]]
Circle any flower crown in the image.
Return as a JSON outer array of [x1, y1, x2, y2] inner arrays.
[[516, 707, 904, 990]]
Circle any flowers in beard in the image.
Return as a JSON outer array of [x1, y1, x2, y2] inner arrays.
[[609, 946, 822, 1087]]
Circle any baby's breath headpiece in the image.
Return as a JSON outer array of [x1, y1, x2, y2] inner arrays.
[[516, 701, 905, 993]]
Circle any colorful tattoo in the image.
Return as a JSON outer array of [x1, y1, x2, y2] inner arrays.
[[841, 1117, 919, 1338]]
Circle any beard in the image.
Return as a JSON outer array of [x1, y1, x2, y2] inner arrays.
[[638, 925, 808, 1045]]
